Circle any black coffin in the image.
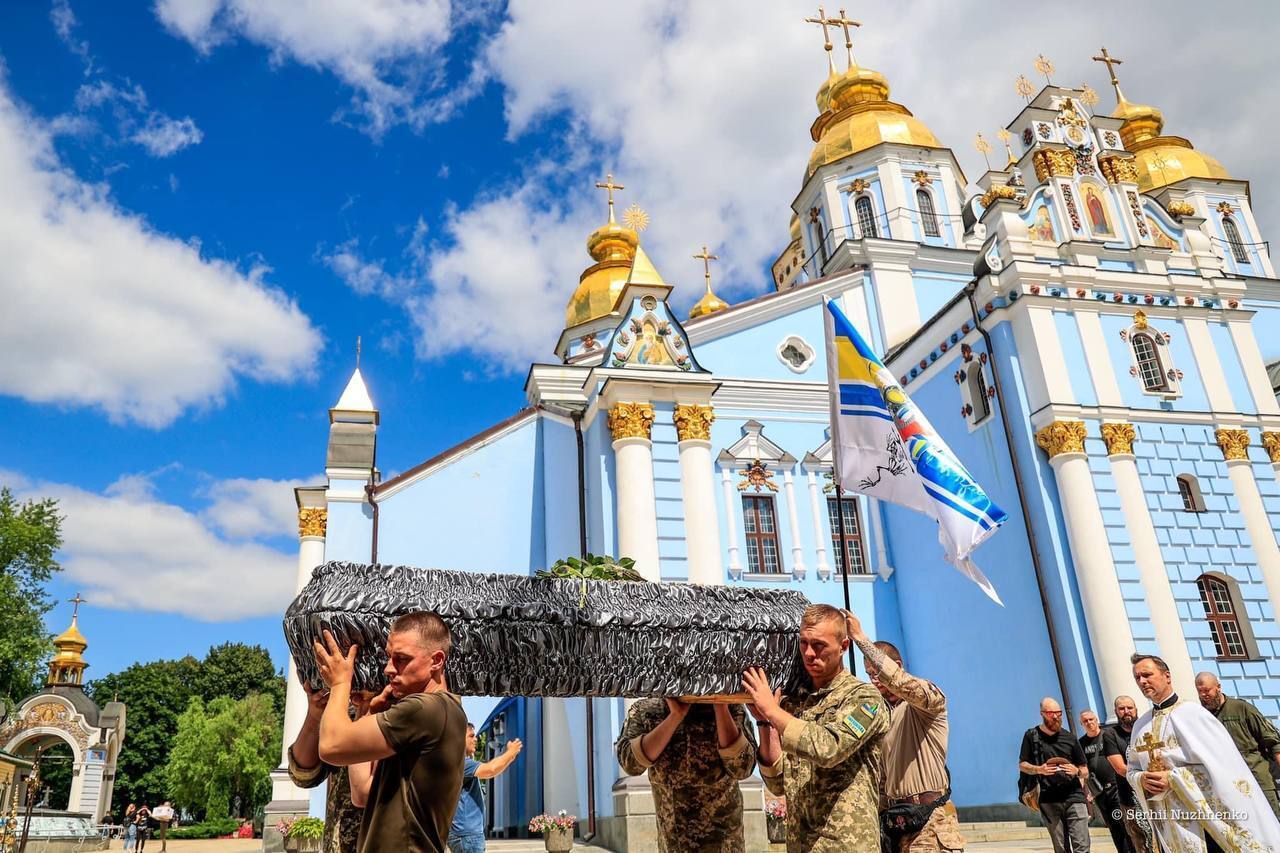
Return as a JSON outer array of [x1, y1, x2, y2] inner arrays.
[[285, 561, 810, 697]]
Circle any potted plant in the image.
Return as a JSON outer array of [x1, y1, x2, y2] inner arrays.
[[528, 810, 577, 852], [765, 798, 787, 843], [278, 816, 324, 852]]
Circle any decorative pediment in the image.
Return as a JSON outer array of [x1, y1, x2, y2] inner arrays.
[[603, 295, 705, 372], [718, 420, 796, 468]]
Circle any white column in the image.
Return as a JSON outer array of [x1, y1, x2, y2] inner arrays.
[[674, 405, 724, 585], [1217, 430, 1280, 614], [609, 403, 661, 582], [781, 471, 807, 580], [1037, 421, 1137, 707], [1101, 424, 1195, 696], [806, 471, 832, 580], [273, 509, 326, 802], [721, 469, 743, 578]]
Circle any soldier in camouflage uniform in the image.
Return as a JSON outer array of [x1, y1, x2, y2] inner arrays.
[[287, 683, 368, 853], [745, 603, 889, 852], [615, 697, 758, 852]]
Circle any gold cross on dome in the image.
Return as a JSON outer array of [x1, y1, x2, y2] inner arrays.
[[973, 132, 992, 170], [1034, 54, 1055, 84], [68, 592, 86, 620], [595, 173, 625, 222], [825, 8, 861, 68], [804, 6, 836, 73], [693, 245, 719, 290], [1092, 46, 1125, 101]]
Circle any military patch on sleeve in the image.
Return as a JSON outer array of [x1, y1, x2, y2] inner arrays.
[[843, 713, 867, 738], [860, 702, 879, 717]]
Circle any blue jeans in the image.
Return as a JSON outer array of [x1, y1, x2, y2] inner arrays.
[[447, 834, 485, 853]]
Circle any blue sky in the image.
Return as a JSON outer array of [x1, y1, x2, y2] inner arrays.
[[1, 0, 1275, 680]]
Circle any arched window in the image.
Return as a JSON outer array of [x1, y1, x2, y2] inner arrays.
[[1131, 332, 1168, 392], [917, 189, 941, 237], [966, 364, 991, 424], [855, 196, 879, 239], [1177, 474, 1206, 512], [1197, 574, 1253, 660], [1222, 215, 1249, 263]]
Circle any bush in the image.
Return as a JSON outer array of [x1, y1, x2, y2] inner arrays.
[[287, 817, 325, 839], [168, 818, 241, 839]]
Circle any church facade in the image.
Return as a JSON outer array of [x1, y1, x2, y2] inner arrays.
[[268, 39, 1280, 841]]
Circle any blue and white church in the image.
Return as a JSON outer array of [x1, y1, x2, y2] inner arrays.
[[266, 38, 1280, 848]]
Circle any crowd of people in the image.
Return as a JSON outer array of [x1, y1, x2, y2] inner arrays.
[[289, 606, 1280, 852], [1019, 656, 1280, 852]]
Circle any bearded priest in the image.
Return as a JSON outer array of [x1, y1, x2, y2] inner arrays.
[[1125, 653, 1280, 852]]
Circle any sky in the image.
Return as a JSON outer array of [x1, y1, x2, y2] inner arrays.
[[2, 0, 1278, 681]]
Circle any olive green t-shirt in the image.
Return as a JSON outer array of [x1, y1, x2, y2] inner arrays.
[[358, 691, 467, 853]]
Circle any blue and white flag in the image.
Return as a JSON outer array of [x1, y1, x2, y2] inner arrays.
[[823, 298, 1008, 604]]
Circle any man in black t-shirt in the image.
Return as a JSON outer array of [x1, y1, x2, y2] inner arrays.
[[1106, 695, 1155, 853], [1079, 710, 1133, 853], [1018, 697, 1090, 853]]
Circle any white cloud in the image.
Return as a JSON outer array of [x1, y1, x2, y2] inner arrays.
[[131, 113, 204, 157], [5, 470, 302, 621], [0, 74, 320, 426], [201, 476, 314, 541], [394, 0, 1280, 372], [68, 79, 205, 158], [153, 0, 489, 135]]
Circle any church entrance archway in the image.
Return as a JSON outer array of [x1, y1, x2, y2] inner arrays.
[[8, 729, 82, 812]]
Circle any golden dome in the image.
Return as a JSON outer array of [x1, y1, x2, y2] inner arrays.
[[566, 219, 640, 327], [1111, 96, 1230, 192], [689, 288, 730, 319], [47, 614, 88, 685], [807, 63, 943, 178]]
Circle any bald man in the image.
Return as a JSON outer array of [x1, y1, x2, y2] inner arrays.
[[1197, 671, 1280, 818], [1019, 698, 1090, 853]]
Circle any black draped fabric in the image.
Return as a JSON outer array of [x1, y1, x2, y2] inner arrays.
[[285, 561, 810, 697]]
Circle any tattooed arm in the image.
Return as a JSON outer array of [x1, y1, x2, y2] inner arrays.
[[846, 611, 946, 716]]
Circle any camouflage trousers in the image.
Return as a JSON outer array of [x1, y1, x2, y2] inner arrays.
[[891, 804, 965, 853]]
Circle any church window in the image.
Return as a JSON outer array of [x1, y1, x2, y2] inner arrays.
[[855, 196, 879, 239], [776, 335, 816, 373], [917, 189, 941, 237], [966, 364, 991, 425], [1222, 215, 1249, 263], [742, 495, 784, 574], [826, 497, 868, 575], [1177, 474, 1206, 512], [1131, 333, 1167, 392], [1197, 574, 1252, 660]]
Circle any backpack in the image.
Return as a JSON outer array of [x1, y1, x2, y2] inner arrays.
[[1017, 727, 1043, 813]]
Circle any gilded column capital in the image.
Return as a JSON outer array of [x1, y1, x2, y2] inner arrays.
[[1035, 420, 1087, 458], [607, 402, 655, 441], [1097, 154, 1139, 185], [1032, 149, 1075, 183], [1215, 428, 1252, 461], [1262, 432, 1280, 464], [673, 404, 714, 442], [298, 507, 327, 539], [1100, 422, 1136, 456]]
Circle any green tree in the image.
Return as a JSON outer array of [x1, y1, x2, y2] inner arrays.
[[165, 694, 280, 820], [195, 642, 285, 717], [0, 486, 63, 703]]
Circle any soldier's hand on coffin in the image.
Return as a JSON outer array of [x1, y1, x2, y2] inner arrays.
[[743, 667, 782, 717], [314, 629, 357, 688], [302, 682, 329, 721], [504, 738, 523, 757], [664, 699, 690, 721]]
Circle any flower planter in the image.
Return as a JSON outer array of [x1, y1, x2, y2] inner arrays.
[[543, 826, 574, 852], [284, 838, 322, 852], [766, 815, 787, 844]]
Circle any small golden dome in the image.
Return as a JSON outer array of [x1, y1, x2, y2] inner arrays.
[[689, 288, 730, 319], [806, 63, 943, 179], [566, 220, 641, 327], [53, 618, 87, 652], [47, 614, 88, 685], [1111, 96, 1230, 192]]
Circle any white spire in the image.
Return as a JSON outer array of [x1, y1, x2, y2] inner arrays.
[[330, 368, 379, 424]]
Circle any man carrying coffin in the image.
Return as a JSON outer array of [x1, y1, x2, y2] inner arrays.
[[614, 697, 758, 851], [745, 603, 889, 851], [1126, 653, 1280, 851]]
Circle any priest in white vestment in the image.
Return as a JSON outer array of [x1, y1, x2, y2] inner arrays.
[[1126, 653, 1280, 852]]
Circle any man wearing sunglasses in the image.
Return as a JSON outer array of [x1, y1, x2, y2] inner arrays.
[[1018, 698, 1091, 852]]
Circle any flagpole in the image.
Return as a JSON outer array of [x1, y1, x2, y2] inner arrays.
[[833, 480, 857, 675]]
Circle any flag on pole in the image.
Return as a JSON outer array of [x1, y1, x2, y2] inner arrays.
[[824, 298, 1008, 604]]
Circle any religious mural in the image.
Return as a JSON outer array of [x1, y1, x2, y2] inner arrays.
[[605, 295, 703, 372], [1027, 203, 1057, 243], [1082, 184, 1114, 237]]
